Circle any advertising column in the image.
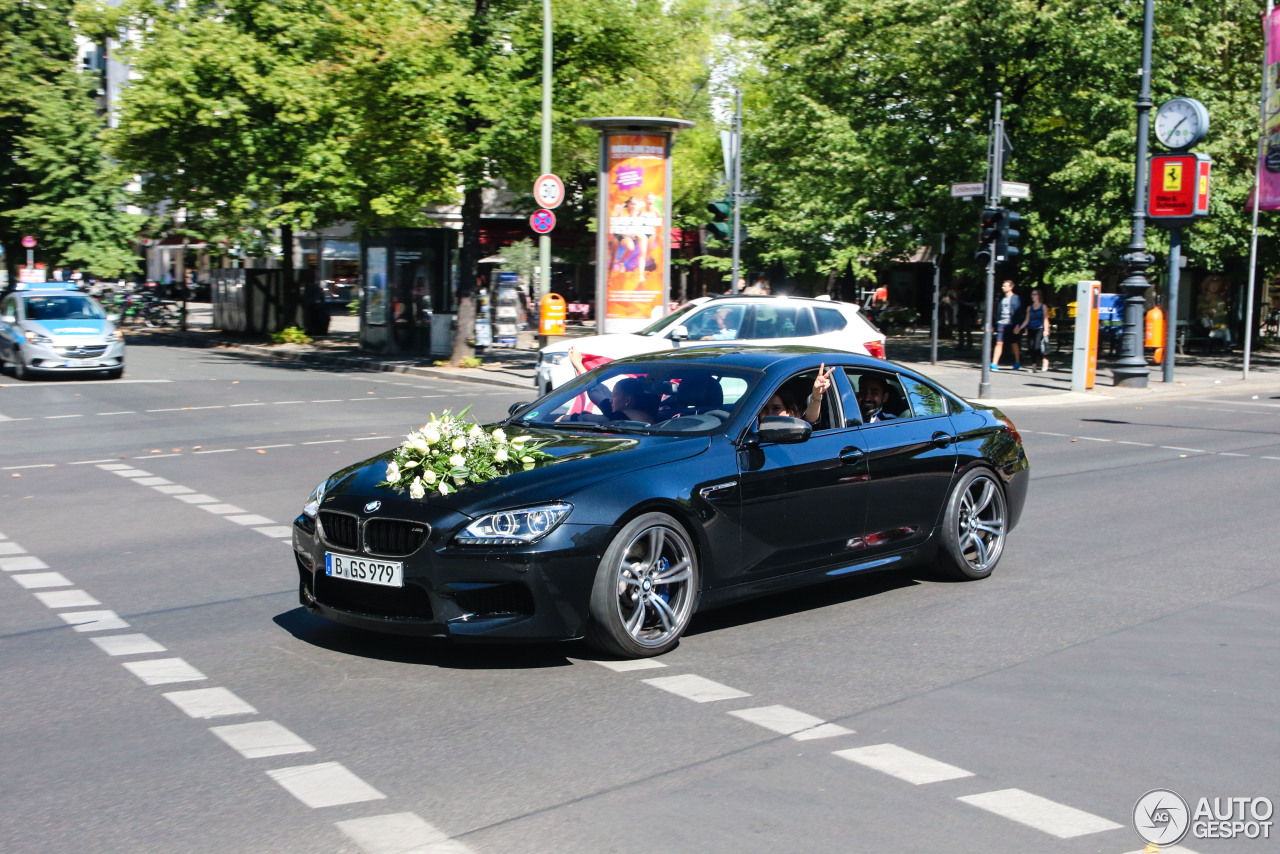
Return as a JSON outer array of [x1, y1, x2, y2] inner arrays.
[[577, 117, 694, 334]]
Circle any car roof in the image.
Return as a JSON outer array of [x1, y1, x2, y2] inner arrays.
[[701, 294, 857, 309], [608, 344, 883, 372], [11, 287, 90, 297]]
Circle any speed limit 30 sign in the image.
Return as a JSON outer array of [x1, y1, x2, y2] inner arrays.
[[534, 173, 565, 210]]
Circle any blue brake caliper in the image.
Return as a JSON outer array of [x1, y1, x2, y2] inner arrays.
[[655, 556, 671, 604]]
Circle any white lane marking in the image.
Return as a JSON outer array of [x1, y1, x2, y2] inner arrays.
[[59, 610, 130, 631], [353, 436, 392, 441], [137, 453, 181, 459], [1161, 446, 1205, 453], [154, 484, 195, 494], [592, 659, 667, 672], [302, 440, 344, 445], [97, 411, 136, 415], [833, 744, 973, 785], [2, 464, 56, 470], [210, 721, 315, 758], [384, 396, 414, 400], [113, 469, 152, 477], [69, 458, 122, 464], [226, 514, 275, 527], [91, 634, 167, 656], [200, 504, 247, 515], [194, 448, 236, 455], [1117, 441, 1154, 446], [44, 414, 84, 419], [1264, 456, 1280, 461], [0, 541, 27, 555], [255, 526, 294, 538], [266, 762, 386, 808], [957, 788, 1122, 838], [13, 571, 73, 589], [311, 399, 342, 403], [163, 687, 257, 719], [337, 812, 473, 854], [1037, 431, 1067, 436], [96, 463, 135, 470], [729, 705, 853, 740], [231, 403, 266, 407], [147, 408, 182, 412], [185, 405, 225, 411], [642, 674, 751, 703], [1218, 452, 1248, 457], [1074, 436, 1110, 442], [1, 379, 168, 387], [122, 658, 207, 685], [1187, 397, 1280, 408], [175, 494, 219, 504], [274, 401, 304, 405], [248, 444, 293, 450], [1, 556, 50, 571], [33, 589, 102, 609], [133, 477, 174, 486]]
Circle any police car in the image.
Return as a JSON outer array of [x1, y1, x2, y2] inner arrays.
[[0, 283, 125, 380]]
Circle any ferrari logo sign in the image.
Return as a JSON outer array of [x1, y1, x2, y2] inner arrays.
[[1148, 153, 1211, 225], [1162, 162, 1183, 191]]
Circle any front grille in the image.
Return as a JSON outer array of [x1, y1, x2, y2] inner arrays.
[[451, 583, 535, 618], [319, 511, 358, 550], [314, 573, 434, 620], [365, 519, 430, 556], [55, 345, 109, 359]]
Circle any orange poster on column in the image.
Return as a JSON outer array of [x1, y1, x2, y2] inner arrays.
[[604, 134, 667, 322]]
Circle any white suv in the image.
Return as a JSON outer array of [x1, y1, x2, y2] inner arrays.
[[535, 295, 885, 395]]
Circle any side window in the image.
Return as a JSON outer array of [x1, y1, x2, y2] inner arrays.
[[843, 369, 910, 424], [900, 376, 949, 418], [0, 297, 14, 320], [814, 306, 848, 334], [743, 305, 816, 339], [688, 305, 744, 340]]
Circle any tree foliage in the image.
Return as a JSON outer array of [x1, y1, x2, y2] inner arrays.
[[737, 0, 1275, 292]]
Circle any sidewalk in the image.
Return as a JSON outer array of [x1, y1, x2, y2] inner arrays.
[[141, 305, 1280, 405]]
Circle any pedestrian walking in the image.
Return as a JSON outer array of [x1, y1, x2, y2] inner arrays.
[[990, 279, 1022, 370], [1017, 287, 1051, 372]]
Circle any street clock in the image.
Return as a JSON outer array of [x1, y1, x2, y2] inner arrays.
[[1154, 97, 1209, 151]]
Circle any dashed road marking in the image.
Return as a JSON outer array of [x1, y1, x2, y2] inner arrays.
[[194, 448, 236, 455], [1218, 452, 1248, 457], [642, 674, 751, 703], [226, 514, 275, 526], [255, 526, 294, 538], [175, 494, 219, 504], [98, 411, 135, 415], [729, 705, 853, 740], [2, 464, 56, 470], [1116, 441, 1154, 446], [266, 762, 386, 808], [58, 609, 129, 631], [200, 504, 247, 515], [1160, 446, 1205, 453], [91, 633, 167, 657], [957, 788, 1122, 838], [163, 687, 257, 719], [210, 721, 315, 759], [69, 458, 122, 464], [1075, 436, 1110, 442], [32, 589, 101, 608], [133, 477, 174, 486], [231, 403, 267, 407], [1, 555, 50, 571], [0, 541, 27, 554], [12, 571, 73, 588], [248, 444, 293, 450], [122, 657, 207, 685], [833, 743, 973, 785], [112, 468, 152, 477], [44, 414, 83, 419], [337, 812, 473, 854], [154, 484, 195, 494], [592, 659, 667, 672], [96, 463, 135, 470], [302, 440, 344, 445]]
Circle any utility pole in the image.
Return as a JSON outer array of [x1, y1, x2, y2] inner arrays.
[[931, 233, 945, 364], [978, 93, 1005, 400], [538, 0, 553, 311], [730, 88, 743, 294]]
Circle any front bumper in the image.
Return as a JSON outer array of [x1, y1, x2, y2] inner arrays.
[[20, 339, 124, 372], [293, 514, 614, 642]]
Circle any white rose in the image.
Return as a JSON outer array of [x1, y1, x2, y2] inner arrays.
[[385, 461, 400, 482], [469, 424, 483, 438], [491, 428, 507, 443], [408, 436, 428, 452], [422, 469, 437, 484], [494, 448, 509, 463], [452, 436, 467, 451], [449, 454, 466, 467], [511, 435, 530, 445], [409, 478, 426, 499], [422, 426, 440, 445], [437, 481, 450, 495]]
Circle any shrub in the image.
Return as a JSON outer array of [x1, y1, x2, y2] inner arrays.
[[271, 326, 313, 345]]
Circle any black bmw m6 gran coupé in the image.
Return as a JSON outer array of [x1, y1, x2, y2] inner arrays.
[[293, 347, 1029, 658]]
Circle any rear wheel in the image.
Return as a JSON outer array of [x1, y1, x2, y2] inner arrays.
[[12, 349, 29, 381], [586, 512, 699, 658], [937, 467, 1008, 580]]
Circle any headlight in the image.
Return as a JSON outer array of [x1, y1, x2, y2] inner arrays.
[[455, 502, 572, 546], [23, 330, 52, 344], [302, 480, 327, 518], [108, 329, 123, 341], [541, 351, 569, 365]]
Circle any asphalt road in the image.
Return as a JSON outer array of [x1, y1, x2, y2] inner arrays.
[[2, 345, 1278, 854]]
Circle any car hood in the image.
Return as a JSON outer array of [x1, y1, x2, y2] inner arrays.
[[25, 320, 112, 340], [319, 426, 709, 519], [542, 332, 673, 360]]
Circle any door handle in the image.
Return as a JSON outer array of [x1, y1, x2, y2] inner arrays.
[[839, 447, 864, 464], [931, 431, 953, 449]]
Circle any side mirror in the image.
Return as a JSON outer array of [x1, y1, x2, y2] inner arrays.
[[669, 325, 689, 342], [508, 401, 532, 415], [755, 416, 811, 444], [0, 315, 14, 324]]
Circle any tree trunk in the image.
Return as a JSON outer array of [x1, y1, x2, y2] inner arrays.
[[280, 220, 296, 329], [450, 184, 483, 365]]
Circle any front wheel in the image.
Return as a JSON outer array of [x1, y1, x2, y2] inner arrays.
[[937, 467, 1008, 580], [586, 512, 699, 658]]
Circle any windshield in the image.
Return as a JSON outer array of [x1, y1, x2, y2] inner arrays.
[[636, 301, 707, 337], [24, 295, 106, 321], [512, 360, 760, 436]]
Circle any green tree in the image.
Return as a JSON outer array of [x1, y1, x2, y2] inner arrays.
[[1, 0, 138, 282]]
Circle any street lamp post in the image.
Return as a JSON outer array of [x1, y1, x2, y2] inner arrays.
[[538, 0, 553, 310], [1113, 0, 1156, 388]]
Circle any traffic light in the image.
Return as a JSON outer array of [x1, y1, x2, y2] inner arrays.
[[997, 209, 1023, 260], [706, 199, 732, 241], [975, 207, 1000, 265]]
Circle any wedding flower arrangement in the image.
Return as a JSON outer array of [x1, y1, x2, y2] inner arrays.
[[381, 407, 553, 498]]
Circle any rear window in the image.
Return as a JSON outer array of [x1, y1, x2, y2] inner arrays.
[[814, 306, 848, 333]]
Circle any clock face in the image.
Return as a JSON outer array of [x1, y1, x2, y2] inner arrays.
[[1155, 98, 1208, 150]]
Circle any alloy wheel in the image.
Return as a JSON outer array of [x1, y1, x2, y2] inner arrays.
[[611, 522, 695, 649], [956, 474, 1007, 573]]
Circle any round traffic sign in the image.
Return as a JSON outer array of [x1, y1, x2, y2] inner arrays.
[[530, 209, 556, 234], [534, 173, 565, 210], [21, 236, 36, 248]]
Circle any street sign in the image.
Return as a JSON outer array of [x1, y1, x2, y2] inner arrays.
[[534, 173, 565, 210], [530, 209, 556, 234], [1148, 153, 1211, 227], [21, 236, 36, 248], [951, 182, 985, 198], [1001, 181, 1031, 200]]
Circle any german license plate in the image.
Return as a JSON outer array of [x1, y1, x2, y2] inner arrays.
[[324, 552, 403, 588]]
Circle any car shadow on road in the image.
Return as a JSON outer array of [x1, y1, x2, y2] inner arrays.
[[273, 607, 579, 670]]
